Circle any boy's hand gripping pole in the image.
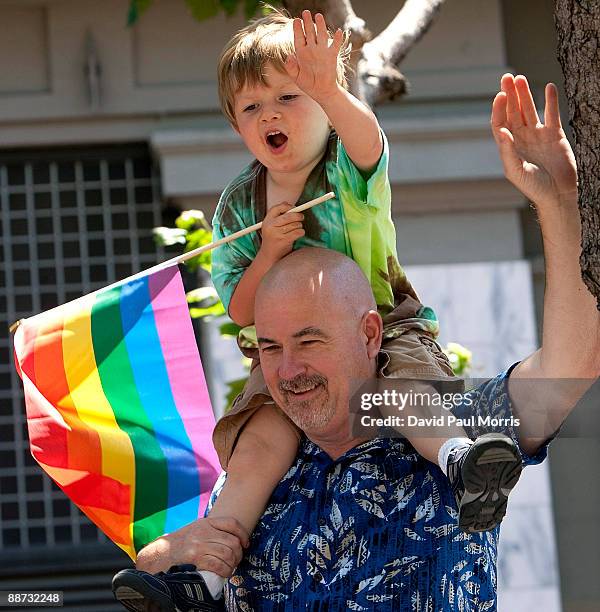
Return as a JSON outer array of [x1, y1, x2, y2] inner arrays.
[[171, 191, 335, 266]]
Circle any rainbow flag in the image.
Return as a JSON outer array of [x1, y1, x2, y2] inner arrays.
[[13, 265, 221, 560]]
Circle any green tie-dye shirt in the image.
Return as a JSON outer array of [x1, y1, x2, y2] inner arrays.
[[211, 131, 438, 334]]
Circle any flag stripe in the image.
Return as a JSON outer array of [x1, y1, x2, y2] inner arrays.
[[61, 296, 136, 551], [148, 268, 221, 517], [120, 272, 201, 534], [91, 286, 168, 551], [62, 296, 134, 499]]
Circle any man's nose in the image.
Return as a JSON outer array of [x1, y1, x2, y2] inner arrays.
[[278, 351, 306, 381]]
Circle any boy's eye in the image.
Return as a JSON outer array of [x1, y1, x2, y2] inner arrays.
[[280, 95, 298, 102], [243, 104, 257, 112]]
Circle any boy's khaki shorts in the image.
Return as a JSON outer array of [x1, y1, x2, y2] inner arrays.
[[212, 297, 463, 470]]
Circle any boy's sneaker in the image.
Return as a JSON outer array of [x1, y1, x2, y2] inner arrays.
[[112, 564, 224, 612], [447, 433, 522, 533]]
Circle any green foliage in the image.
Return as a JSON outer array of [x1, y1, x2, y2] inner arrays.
[[219, 321, 243, 337], [224, 376, 250, 414], [127, 0, 153, 26], [443, 342, 473, 377], [127, 0, 280, 25], [186, 0, 221, 21], [153, 226, 187, 247], [187, 286, 226, 319]]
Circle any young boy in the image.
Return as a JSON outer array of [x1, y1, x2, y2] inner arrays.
[[113, 9, 522, 611]]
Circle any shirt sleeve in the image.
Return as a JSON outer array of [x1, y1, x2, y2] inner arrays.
[[334, 130, 391, 212], [210, 217, 255, 314], [452, 362, 554, 466], [204, 471, 228, 517]]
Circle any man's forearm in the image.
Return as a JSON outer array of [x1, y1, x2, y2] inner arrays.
[[519, 196, 599, 377], [511, 196, 600, 454], [317, 85, 383, 171]]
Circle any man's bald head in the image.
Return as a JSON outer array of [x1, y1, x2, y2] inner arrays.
[[255, 248, 382, 456], [256, 248, 376, 320]]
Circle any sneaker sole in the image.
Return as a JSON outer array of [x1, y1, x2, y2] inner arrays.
[[112, 572, 177, 612], [458, 434, 522, 533]]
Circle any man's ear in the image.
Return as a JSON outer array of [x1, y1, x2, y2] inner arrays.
[[362, 310, 383, 360]]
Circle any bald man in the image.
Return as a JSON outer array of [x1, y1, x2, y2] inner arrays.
[[124, 232, 597, 611], [115, 76, 600, 611], [211, 243, 595, 611]]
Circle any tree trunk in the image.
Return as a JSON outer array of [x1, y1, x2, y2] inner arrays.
[[555, 0, 600, 308]]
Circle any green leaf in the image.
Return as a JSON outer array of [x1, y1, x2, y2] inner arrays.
[[186, 286, 226, 319], [186, 0, 220, 21], [219, 321, 242, 337], [243, 0, 261, 19], [220, 0, 240, 17], [224, 376, 249, 413], [153, 226, 187, 247], [175, 209, 208, 231], [127, 0, 153, 26], [182, 227, 213, 273], [186, 286, 220, 303], [185, 228, 213, 249], [443, 342, 473, 377]]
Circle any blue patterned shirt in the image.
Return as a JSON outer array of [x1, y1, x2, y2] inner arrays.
[[209, 365, 549, 611]]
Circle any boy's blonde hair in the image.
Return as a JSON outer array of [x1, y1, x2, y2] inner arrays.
[[218, 8, 350, 126]]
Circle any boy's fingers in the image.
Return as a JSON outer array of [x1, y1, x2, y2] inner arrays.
[[302, 10, 317, 46], [544, 82, 562, 129], [268, 202, 293, 216], [515, 75, 540, 126], [289, 229, 305, 241], [332, 28, 344, 53], [270, 210, 303, 224], [292, 17, 306, 48], [280, 222, 304, 233], [315, 13, 329, 46], [501, 73, 524, 128]]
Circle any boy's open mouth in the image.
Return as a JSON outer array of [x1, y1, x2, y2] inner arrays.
[[266, 130, 288, 151]]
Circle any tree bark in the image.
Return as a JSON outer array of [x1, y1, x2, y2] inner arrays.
[[555, 0, 600, 308]]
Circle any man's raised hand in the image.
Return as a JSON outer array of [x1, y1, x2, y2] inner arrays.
[[491, 73, 577, 210], [284, 11, 344, 104]]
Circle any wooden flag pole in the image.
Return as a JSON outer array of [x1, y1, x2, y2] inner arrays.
[[168, 191, 335, 266], [9, 192, 335, 332]]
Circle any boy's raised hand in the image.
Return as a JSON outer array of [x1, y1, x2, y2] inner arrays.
[[285, 10, 344, 104], [491, 74, 577, 209]]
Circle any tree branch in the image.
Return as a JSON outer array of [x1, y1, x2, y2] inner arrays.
[[358, 0, 446, 107]]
